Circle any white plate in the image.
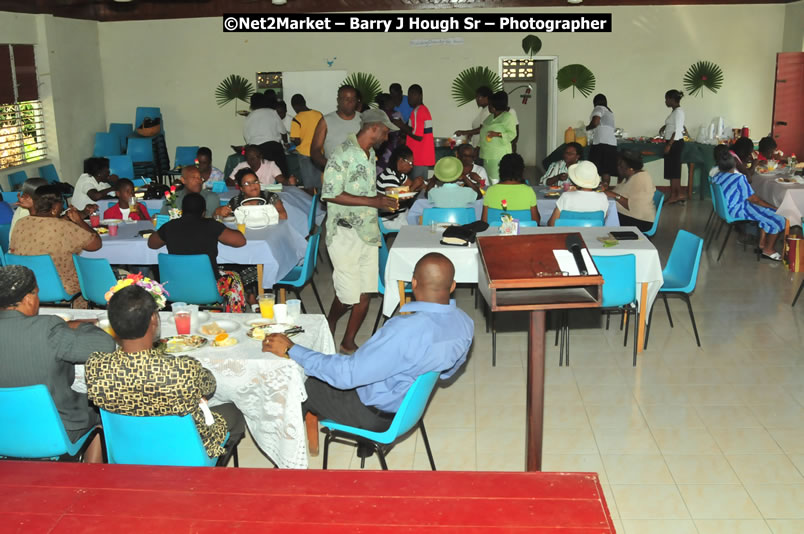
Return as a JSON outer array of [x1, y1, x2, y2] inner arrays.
[[198, 319, 240, 336], [223, 216, 236, 223], [246, 318, 275, 327], [102, 218, 123, 224], [246, 323, 296, 340], [395, 192, 417, 199]]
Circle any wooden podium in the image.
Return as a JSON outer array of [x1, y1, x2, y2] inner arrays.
[[477, 233, 604, 472]]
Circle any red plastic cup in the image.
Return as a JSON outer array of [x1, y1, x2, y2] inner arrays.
[[90, 214, 100, 227], [108, 224, 118, 236], [174, 311, 191, 335]]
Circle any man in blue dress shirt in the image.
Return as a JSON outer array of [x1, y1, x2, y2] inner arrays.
[[263, 253, 473, 432]]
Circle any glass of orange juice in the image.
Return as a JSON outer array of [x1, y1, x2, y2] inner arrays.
[[259, 294, 275, 320]]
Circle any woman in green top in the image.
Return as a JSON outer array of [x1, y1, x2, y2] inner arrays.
[[479, 91, 517, 185], [482, 153, 539, 223]]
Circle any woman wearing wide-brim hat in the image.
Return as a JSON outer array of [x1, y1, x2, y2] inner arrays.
[[426, 156, 479, 209], [547, 160, 609, 226]]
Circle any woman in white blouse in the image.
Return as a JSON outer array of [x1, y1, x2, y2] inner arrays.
[[586, 94, 618, 187], [659, 89, 686, 204]]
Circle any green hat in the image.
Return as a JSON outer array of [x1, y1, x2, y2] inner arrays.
[[434, 156, 463, 183]]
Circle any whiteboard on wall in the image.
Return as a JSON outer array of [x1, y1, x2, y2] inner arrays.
[[282, 70, 348, 117]]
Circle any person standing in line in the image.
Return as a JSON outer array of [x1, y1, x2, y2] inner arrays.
[[242, 92, 289, 177], [289, 94, 324, 190], [310, 85, 361, 172], [660, 89, 686, 204], [403, 84, 435, 183], [389, 83, 413, 123], [321, 110, 399, 354], [479, 91, 517, 185], [454, 86, 492, 147], [586, 94, 618, 187]]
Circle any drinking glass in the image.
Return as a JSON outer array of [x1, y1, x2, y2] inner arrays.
[[173, 310, 191, 335], [286, 299, 301, 321], [259, 294, 275, 319]]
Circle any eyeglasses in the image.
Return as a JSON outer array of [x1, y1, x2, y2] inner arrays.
[[401, 158, 414, 166], [241, 181, 260, 187]]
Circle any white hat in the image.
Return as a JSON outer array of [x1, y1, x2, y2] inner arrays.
[[567, 161, 601, 189]]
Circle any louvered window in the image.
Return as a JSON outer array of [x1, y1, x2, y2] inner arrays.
[[0, 44, 46, 170]]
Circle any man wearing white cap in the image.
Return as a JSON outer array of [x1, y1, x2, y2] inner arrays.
[[322, 109, 399, 354], [547, 160, 609, 226]]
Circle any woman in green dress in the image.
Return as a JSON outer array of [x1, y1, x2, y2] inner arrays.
[[479, 91, 517, 186]]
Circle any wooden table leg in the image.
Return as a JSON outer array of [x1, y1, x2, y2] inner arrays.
[[305, 412, 319, 457], [397, 280, 408, 314], [526, 310, 546, 472], [686, 163, 695, 200], [637, 283, 648, 354], [257, 264, 264, 297], [279, 288, 287, 304]]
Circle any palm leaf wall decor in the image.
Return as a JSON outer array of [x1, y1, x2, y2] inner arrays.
[[522, 35, 543, 57], [451, 66, 503, 107], [215, 74, 255, 114], [342, 72, 383, 108], [683, 61, 724, 97], [556, 64, 596, 98]]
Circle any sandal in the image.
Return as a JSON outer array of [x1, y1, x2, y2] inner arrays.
[[762, 251, 781, 261]]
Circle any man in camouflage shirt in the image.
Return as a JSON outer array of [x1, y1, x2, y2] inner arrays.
[[322, 109, 398, 353]]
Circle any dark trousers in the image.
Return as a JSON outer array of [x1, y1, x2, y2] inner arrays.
[[210, 402, 246, 447], [259, 141, 289, 178], [618, 213, 653, 233], [303, 377, 393, 432]]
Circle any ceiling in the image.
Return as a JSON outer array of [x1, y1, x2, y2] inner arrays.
[[0, 0, 795, 22]]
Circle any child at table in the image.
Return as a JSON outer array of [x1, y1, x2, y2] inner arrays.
[[103, 179, 150, 221]]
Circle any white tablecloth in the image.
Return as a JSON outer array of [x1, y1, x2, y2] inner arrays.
[[56, 308, 336, 469], [81, 219, 307, 289], [382, 225, 663, 317], [775, 190, 804, 227], [406, 186, 620, 227], [752, 171, 804, 208]]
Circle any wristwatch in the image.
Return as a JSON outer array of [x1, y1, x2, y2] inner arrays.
[[615, 194, 622, 201]]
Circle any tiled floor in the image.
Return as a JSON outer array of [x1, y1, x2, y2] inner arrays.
[[236, 197, 804, 534]]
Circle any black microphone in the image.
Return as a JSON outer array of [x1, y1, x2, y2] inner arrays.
[[565, 234, 588, 275]]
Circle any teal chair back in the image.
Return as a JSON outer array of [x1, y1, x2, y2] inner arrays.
[[278, 229, 320, 287], [154, 214, 169, 230], [99, 409, 219, 466], [1, 192, 18, 205], [131, 177, 152, 187], [556, 210, 605, 227], [108, 155, 135, 180], [0, 385, 96, 459], [108, 123, 134, 152], [0, 248, 5, 266], [643, 191, 665, 237], [8, 170, 27, 191], [73, 255, 118, 307], [422, 207, 476, 225], [158, 253, 222, 305], [5, 253, 77, 303], [0, 223, 10, 253], [321, 371, 440, 445], [662, 230, 703, 293], [37, 164, 60, 184], [127, 138, 154, 163], [210, 181, 228, 193], [93, 132, 122, 157], [486, 207, 532, 222], [711, 182, 738, 223], [593, 254, 636, 308], [174, 146, 199, 167], [134, 107, 162, 131], [378, 231, 390, 295], [307, 192, 319, 234]]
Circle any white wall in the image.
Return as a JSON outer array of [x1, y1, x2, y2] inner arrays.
[[97, 4, 787, 170], [783, 0, 804, 52], [0, 12, 106, 189]]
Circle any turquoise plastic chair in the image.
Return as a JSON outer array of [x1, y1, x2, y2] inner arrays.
[[307, 192, 320, 234], [8, 170, 27, 191], [99, 409, 235, 467], [486, 207, 532, 222], [0, 385, 98, 460], [37, 164, 60, 184], [0, 248, 5, 266], [158, 253, 223, 306], [210, 181, 228, 193], [274, 229, 325, 314], [134, 107, 163, 131], [421, 206, 476, 225], [1, 192, 17, 205], [372, 230, 412, 334], [642, 191, 665, 238], [5, 253, 79, 304], [174, 146, 199, 167], [73, 255, 117, 308], [108, 123, 134, 153], [644, 230, 703, 349], [107, 155, 135, 180], [93, 132, 122, 157], [131, 177, 152, 187], [709, 182, 757, 262], [556, 210, 605, 227], [321, 371, 440, 470], [0, 223, 10, 253], [704, 178, 717, 233], [127, 138, 154, 163], [154, 214, 170, 230]]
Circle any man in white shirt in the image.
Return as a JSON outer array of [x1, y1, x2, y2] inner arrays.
[[456, 143, 489, 189], [243, 93, 286, 146], [71, 157, 117, 213]]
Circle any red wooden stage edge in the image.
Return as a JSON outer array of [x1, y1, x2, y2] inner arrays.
[[0, 461, 616, 533]]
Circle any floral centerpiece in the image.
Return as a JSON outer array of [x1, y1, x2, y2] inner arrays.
[[105, 272, 169, 309], [498, 198, 519, 236], [164, 185, 182, 218]]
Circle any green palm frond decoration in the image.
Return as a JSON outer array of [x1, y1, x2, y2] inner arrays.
[[683, 61, 724, 97], [522, 35, 543, 57], [342, 72, 383, 108], [215, 74, 255, 114], [451, 66, 503, 107], [556, 64, 596, 98]]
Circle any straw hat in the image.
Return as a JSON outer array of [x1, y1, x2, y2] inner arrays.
[[433, 156, 463, 183], [567, 161, 601, 189]]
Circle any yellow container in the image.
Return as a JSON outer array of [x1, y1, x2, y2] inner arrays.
[[564, 126, 575, 144]]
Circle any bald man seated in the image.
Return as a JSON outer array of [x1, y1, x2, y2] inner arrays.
[[263, 252, 474, 432]]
